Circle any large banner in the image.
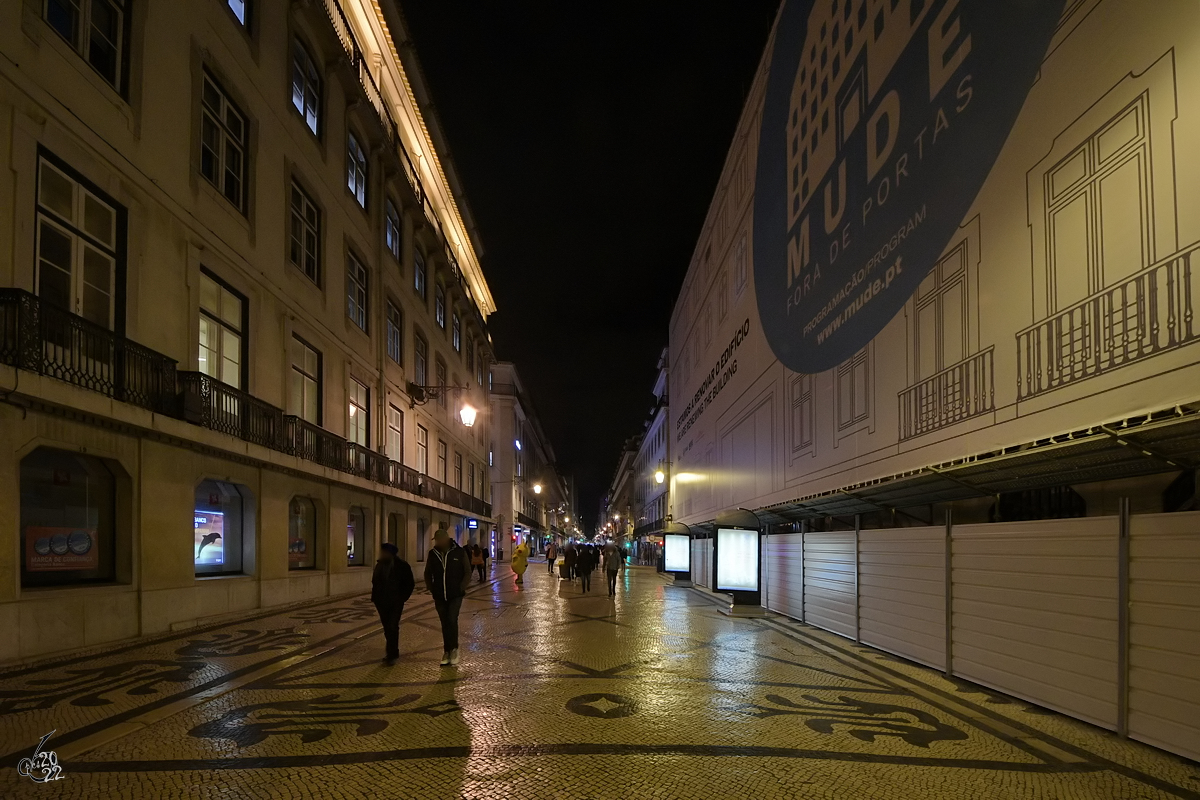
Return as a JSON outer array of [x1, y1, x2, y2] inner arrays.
[[755, 0, 1065, 373], [26, 527, 98, 571], [670, 0, 1200, 524]]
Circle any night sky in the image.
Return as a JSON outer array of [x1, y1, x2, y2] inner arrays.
[[399, 1, 782, 528]]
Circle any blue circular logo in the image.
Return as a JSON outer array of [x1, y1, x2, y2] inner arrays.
[[754, 0, 1066, 373]]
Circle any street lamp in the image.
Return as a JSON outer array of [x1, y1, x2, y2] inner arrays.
[[654, 469, 665, 484], [459, 404, 477, 428], [533, 483, 543, 495]]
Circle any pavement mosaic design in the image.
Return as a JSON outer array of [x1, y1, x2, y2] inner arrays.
[[1, 563, 1198, 799]]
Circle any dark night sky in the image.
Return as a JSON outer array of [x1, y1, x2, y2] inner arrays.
[[399, 1, 781, 527]]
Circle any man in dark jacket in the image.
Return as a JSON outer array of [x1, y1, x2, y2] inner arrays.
[[372, 543, 415, 665], [423, 528, 472, 666]]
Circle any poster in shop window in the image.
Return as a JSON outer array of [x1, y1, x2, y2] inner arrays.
[[25, 527, 98, 571], [194, 512, 225, 566]]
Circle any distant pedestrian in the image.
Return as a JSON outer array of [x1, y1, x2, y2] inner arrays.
[[512, 543, 529, 584], [563, 544, 577, 581], [470, 543, 486, 582], [547, 542, 558, 574], [603, 542, 624, 596], [424, 528, 472, 666], [372, 543, 415, 665], [577, 544, 595, 593]]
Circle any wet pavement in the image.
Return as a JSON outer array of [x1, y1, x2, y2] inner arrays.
[[1, 561, 1198, 799]]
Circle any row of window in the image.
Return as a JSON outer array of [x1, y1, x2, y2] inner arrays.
[[42, 0, 484, 377], [18, 446, 462, 588]]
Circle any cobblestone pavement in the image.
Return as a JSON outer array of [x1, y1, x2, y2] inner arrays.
[[2, 562, 1198, 799]]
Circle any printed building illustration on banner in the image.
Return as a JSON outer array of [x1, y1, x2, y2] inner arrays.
[[670, 0, 1200, 523]]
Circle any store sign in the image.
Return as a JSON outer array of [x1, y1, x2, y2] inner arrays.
[[26, 527, 98, 572], [753, 0, 1064, 373], [664, 534, 690, 572], [715, 528, 759, 592], [194, 513, 225, 566]]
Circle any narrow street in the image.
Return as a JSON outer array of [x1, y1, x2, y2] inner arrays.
[[2, 563, 1196, 799]]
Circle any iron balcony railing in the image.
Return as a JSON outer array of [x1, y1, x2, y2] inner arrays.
[[898, 348, 995, 440], [0, 289, 491, 518], [1018, 242, 1199, 399], [0, 289, 177, 414], [181, 371, 284, 450]]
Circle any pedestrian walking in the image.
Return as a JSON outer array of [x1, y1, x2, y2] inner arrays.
[[512, 543, 529, 584], [562, 544, 577, 581], [371, 543, 415, 665], [577, 544, 595, 593], [470, 543, 486, 582], [424, 528, 472, 666], [603, 541, 624, 596], [547, 542, 558, 574]]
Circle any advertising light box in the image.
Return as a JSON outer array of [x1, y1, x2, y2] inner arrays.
[[664, 534, 690, 572], [715, 528, 758, 592]]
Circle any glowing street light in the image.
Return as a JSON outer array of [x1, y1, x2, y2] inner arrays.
[[459, 403, 477, 428], [533, 483, 543, 495], [654, 469, 665, 484]]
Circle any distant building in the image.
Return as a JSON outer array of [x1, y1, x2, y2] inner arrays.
[[0, 0, 496, 663], [488, 362, 571, 558], [630, 349, 670, 555]]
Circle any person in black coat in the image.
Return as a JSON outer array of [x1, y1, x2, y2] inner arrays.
[[423, 528, 473, 666], [372, 542, 415, 665], [576, 544, 595, 593]]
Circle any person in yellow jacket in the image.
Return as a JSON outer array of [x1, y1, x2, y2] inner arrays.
[[511, 543, 529, 584]]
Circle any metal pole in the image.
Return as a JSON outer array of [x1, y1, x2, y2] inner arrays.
[[1117, 497, 1130, 737], [944, 507, 954, 678]]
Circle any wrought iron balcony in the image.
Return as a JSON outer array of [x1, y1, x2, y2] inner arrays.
[[181, 371, 284, 450], [0, 289, 177, 415], [1017, 243, 1199, 399], [898, 348, 995, 440]]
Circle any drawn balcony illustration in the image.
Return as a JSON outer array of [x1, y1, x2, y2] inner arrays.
[[1018, 242, 1199, 400], [898, 348, 995, 441]]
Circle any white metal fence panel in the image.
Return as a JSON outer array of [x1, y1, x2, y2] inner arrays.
[[952, 517, 1119, 729], [1129, 511, 1200, 762], [859, 526, 946, 670], [765, 533, 804, 620], [803, 531, 856, 638]]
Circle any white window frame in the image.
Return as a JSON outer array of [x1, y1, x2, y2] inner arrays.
[[346, 252, 368, 331], [289, 180, 320, 283], [200, 72, 248, 211], [347, 132, 368, 209], [198, 270, 245, 389]]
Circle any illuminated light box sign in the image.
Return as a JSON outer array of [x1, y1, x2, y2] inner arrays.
[[715, 528, 759, 592], [194, 512, 225, 565], [664, 534, 690, 572]]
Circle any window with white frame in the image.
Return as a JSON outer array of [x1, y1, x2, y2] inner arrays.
[[414, 331, 428, 386], [347, 132, 367, 208], [435, 284, 445, 330], [435, 358, 447, 409], [201, 72, 247, 210], [414, 247, 426, 298], [291, 39, 321, 135], [437, 439, 447, 482], [453, 452, 463, 489], [452, 313, 461, 353], [288, 335, 321, 424], [198, 270, 245, 389], [347, 379, 369, 447], [35, 157, 119, 329], [387, 404, 403, 461], [44, 0, 126, 90], [466, 337, 474, 373], [346, 252, 368, 331], [467, 461, 475, 497], [386, 199, 401, 261], [416, 424, 428, 474], [289, 181, 320, 283], [386, 302, 403, 365]]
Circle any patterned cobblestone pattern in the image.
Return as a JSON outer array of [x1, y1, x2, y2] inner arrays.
[[1, 564, 1198, 799]]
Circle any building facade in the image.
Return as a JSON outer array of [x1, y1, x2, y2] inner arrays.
[[667, 0, 1200, 763], [0, 0, 496, 664], [487, 362, 569, 557], [630, 349, 670, 555]]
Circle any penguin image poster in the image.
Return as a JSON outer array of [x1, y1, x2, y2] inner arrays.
[[194, 512, 225, 565]]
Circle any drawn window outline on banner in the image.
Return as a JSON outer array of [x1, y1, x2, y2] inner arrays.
[[834, 343, 873, 442], [789, 372, 815, 460]]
